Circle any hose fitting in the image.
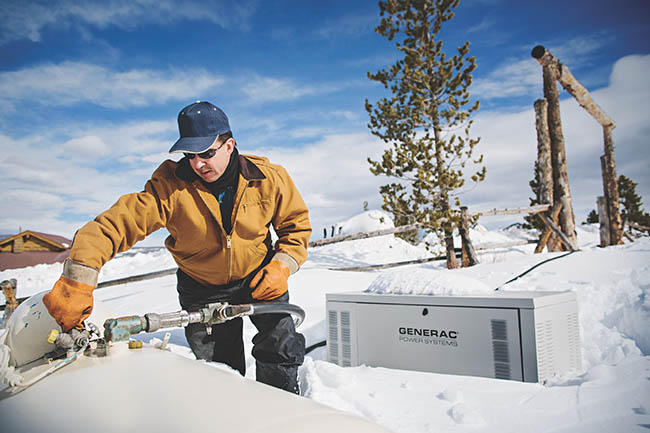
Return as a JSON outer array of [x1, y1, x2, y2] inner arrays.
[[103, 302, 306, 342]]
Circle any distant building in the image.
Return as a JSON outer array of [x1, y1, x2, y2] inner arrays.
[[0, 231, 71, 271]]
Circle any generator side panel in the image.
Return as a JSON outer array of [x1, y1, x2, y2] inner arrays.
[[354, 303, 523, 381], [326, 301, 359, 367], [533, 300, 582, 383], [519, 308, 540, 383]]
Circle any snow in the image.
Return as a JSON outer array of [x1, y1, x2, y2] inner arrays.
[[1, 211, 649, 433]]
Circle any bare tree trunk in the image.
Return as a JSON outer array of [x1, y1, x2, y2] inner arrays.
[[597, 196, 611, 247], [541, 62, 578, 248], [459, 207, 478, 267], [442, 202, 458, 269], [534, 98, 554, 206], [602, 126, 623, 245], [434, 126, 458, 269]]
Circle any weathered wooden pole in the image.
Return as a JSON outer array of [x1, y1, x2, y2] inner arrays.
[[538, 212, 578, 251], [531, 46, 615, 128], [531, 46, 578, 248], [459, 207, 479, 267], [309, 223, 421, 248], [534, 98, 554, 206], [535, 202, 563, 253], [597, 196, 611, 247], [533, 97, 559, 250], [602, 126, 623, 244], [532, 44, 621, 246]]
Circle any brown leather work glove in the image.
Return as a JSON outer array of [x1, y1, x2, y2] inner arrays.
[[250, 260, 290, 300], [43, 259, 98, 332]]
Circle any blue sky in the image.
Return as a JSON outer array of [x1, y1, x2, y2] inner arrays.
[[1, 0, 649, 245]]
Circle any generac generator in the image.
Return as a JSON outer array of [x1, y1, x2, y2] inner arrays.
[[325, 291, 581, 383]]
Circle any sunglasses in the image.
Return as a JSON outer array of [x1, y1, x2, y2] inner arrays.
[[184, 140, 226, 160]]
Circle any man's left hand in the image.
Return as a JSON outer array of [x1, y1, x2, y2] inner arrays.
[[250, 260, 290, 300]]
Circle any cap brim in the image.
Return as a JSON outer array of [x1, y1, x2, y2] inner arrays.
[[168, 135, 218, 154]]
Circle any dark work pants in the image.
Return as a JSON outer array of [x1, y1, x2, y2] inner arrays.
[[176, 265, 305, 394]]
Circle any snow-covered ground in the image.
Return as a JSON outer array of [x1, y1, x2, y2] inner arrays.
[[1, 211, 649, 432]]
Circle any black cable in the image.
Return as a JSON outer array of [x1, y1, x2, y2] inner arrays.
[[250, 303, 306, 327], [495, 250, 577, 290], [305, 340, 327, 354]]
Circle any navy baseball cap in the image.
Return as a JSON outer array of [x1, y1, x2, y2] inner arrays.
[[169, 101, 231, 154]]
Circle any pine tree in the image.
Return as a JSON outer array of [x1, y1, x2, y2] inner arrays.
[[584, 210, 598, 224], [365, 0, 485, 269], [618, 175, 650, 232], [523, 161, 546, 232]]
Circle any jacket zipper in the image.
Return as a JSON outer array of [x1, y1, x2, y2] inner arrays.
[[226, 179, 249, 281]]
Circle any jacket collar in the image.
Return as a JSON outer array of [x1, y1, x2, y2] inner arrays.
[[238, 154, 266, 181], [175, 153, 266, 182]]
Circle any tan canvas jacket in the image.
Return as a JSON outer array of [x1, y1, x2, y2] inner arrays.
[[69, 154, 311, 286]]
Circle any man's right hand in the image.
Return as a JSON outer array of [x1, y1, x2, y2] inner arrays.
[[43, 259, 99, 332]]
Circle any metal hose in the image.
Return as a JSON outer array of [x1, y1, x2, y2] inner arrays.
[[217, 303, 305, 328], [106, 302, 307, 342], [247, 303, 306, 328]]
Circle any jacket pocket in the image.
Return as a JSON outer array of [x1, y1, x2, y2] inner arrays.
[[237, 200, 273, 240]]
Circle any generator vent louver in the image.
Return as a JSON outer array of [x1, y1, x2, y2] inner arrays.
[[536, 319, 554, 382], [566, 312, 581, 370], [328, 310, 339, 365], [340, 311, 352, 367], [491, 319, 511, 380]]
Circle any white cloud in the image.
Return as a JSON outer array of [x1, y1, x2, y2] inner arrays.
[[473, 34, 614, 102], [2, 53, 648, 242], [0, 124, 177, 237], [473, 57, 542, 100], [61, 135, 110, 159], [240, 75, 316, 103], [544, 33, 615, 68], [243, 132, 388, 233], [0, 62, 225, 110], [465, 53, 650, 226], [0, 0, 256, 45], [314, 14, 378, 39], [237, 74, 368, 105]]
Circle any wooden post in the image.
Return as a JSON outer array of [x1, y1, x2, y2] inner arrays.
[[532, 45, 621, 247], [309, 223, 421, 248], [531, 46, 615, 128], [597, 196, 610, 247], [459, 207, 479, 267], [532, 47, 578, 249], [469, 204, 550, 217], [538, 213, 578, 251], [535, 202, 563, 253], [602, 126, 623, 245], [534, 98, 554, 206]]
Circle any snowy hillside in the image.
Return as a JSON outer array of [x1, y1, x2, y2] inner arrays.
[[1, 212, 649, 433]]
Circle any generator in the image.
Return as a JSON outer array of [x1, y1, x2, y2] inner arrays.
[[326, 291, 581, 383]]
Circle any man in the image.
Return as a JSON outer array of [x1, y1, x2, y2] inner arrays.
[[43, 101, 312, 393]]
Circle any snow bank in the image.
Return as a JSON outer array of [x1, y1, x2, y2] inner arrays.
[[2, 210, 649, 433], [336, 210, 394, 235], [366, 268, 493, 295]]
